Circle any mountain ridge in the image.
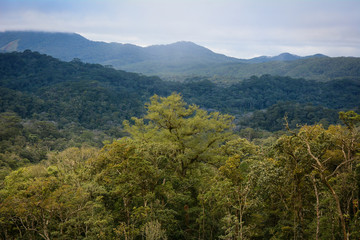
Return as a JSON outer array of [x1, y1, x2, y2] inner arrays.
[[247, 52, 329, 63], [1, 31, 359, 82], [0, 31, 239, 64], [0, 31, 330, 63]]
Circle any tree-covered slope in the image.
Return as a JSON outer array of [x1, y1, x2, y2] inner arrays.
[[200, 57, 360, 82], [0, 51, 173, 129], [0, 51, 359, 131], [180, 76, 360, 113]]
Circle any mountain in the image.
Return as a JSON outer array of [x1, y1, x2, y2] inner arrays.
[[0, 31, 239, 67], [0, 31, 149, 64], [246, 52, 328, 63], [1, 31, 359, 82]]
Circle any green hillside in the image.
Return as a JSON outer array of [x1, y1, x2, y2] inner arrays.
[[0, 51, 174, 129], [1, 51, 359, 131], [197, 56, 360, 82]]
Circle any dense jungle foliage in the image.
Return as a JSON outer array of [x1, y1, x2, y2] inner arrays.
[[0, 94, 359, 239], [1, 51, 359, 130], [0, 51, 359, 239]]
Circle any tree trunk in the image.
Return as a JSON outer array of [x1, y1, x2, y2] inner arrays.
[[321, 174, 347, 240], [303, 139, 348, 240], [310, 175, 320, 240]]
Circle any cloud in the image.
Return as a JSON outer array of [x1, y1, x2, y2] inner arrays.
[[0, 0, 360, 58]]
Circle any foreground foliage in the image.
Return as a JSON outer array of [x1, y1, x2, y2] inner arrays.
[[0, 94, 359, 239]]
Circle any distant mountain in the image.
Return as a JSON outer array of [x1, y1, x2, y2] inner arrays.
[[0, 31, 358, 82], [0, 31, 239, 67], [246, 52, 328, 63], [0, 31, 149, 64], [196, 56, 360, 82]]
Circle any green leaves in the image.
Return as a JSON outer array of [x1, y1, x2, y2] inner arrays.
[[0, 147, 111, 239], [124, 93, 234, 177], [0, 90, 359, 239]]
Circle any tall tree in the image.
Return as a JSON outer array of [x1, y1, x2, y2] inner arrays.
[[123, 93, 235, 177], [277, 111, 360, 240]]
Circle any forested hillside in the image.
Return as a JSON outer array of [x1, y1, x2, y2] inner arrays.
[[1, 51, 359, 131], [0, 50, 173, 129], [199, 57, 360, 82]]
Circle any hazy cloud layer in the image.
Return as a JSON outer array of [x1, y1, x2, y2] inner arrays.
[[1, 0, 359, 58]]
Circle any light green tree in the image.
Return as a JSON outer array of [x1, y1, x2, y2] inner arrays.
[[123, 93, 235, 177]]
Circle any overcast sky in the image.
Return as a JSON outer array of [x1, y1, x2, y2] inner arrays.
[[1, 0, 359, 58]]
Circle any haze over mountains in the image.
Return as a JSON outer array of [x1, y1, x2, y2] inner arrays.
[[1, 31, 360, 82]]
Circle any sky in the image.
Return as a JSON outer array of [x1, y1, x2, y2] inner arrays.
[[0, 0, 360, 59]]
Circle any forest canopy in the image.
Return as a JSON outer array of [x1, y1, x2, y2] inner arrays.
[[0, 94, 359, 239], [0, 51, 359, 239], [0, 51, 359, 131]]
